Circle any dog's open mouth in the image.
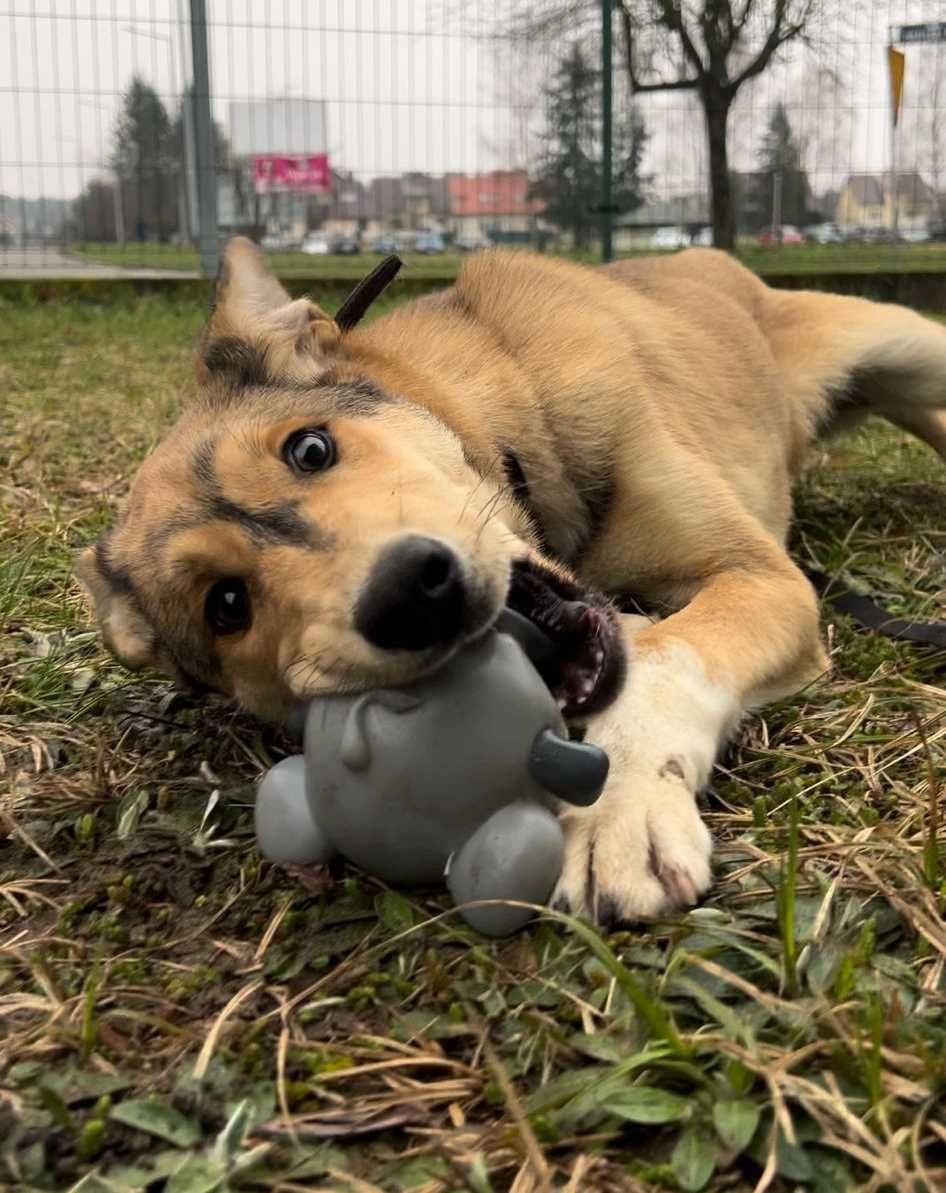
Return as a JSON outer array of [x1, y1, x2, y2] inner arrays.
[[505, 558, 626, 719]]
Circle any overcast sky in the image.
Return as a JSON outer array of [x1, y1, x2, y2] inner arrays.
[[1, 0, 945, 203]]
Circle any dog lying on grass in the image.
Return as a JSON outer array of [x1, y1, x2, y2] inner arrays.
[[76, 238, 946, 926]]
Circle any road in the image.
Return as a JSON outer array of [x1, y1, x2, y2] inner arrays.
[[0, 245, 197, 279]]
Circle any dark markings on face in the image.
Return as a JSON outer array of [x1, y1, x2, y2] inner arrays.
[[201, 335, 271, 389], [311, 374, 395, 416], [145, 436, 336, 553], [206, 492, 325, 549], [103, 351, 401, 690], [199, 329, 395, 417], [95, 527, 222, 685], [199, 436, 333, 550]]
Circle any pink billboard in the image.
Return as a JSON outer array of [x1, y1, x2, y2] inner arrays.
[[253, 154, 330, 194]]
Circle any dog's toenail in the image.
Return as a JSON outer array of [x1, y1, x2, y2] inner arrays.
[[659, 864, 699, 907]]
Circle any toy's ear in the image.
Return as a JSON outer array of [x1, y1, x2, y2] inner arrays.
[[196, 236, 342, 387], [74, 544, 157, 672], [529, 729, 609, 807]]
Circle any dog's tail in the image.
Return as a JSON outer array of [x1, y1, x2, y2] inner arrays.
[[761, 287, 946, 458]]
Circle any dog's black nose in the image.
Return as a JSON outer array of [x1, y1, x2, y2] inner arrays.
[[354, 535, 466, 651]]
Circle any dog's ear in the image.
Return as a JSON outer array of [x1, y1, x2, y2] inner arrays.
[[197, 236, 342, 386], [74, 545, 157, 672]]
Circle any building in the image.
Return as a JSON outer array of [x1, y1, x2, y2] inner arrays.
[[320, 171, 449, 240], [836, 172, 936, 231], [614, 193, 709, 248], [446, 171, 545, 241]]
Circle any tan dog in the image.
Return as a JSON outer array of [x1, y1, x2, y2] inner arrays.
[[76, 239, 946, 925]]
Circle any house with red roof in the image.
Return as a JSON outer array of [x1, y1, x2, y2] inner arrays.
[[446, 170, 546, 242]]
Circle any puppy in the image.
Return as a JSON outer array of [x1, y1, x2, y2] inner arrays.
[[77, 238, 946, 925]]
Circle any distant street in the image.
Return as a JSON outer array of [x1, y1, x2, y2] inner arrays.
[[0, 245, 197, 278]]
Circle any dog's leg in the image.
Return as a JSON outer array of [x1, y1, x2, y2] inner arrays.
[[553, 560, 826, 926]]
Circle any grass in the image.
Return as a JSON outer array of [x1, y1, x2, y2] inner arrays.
[[2, 291, 946, 1193], [68, 239, 946, 279], [69, 243, 464, 280]]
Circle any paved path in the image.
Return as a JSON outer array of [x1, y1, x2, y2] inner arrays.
[[0, 245, 198, 279]]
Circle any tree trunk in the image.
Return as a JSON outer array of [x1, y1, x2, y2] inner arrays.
[[703, 91, 735, 251]]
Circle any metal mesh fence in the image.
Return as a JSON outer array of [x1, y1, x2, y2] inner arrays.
[[1, 1, 945, 279]]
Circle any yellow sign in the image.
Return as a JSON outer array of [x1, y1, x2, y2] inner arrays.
[[888, 46, 905, 126]]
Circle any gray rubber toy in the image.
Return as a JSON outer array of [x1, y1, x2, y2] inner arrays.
[[254, 610, 609, 936]]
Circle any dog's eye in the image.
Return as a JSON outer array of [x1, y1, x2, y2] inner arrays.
[[283, 428, 336, 474], [205, 578, 252, 635]]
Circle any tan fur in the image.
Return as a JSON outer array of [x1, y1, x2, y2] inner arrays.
[[77, 238, 946, 922]]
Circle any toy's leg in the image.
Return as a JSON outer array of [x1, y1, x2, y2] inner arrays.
[[255, 756, 335, 865], [445, 801, 564, 937]]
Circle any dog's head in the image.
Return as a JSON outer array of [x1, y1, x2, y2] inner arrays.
[[77, 238, 625, 723]]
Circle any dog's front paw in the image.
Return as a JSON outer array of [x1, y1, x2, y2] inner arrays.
[[550, 773, 713, 928]]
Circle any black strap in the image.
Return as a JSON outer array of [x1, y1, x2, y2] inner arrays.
[[804, 565, 946, 650], [334, 254, 403, 331]]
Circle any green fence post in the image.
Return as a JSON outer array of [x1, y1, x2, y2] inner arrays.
[[189, 0, 219, 277]]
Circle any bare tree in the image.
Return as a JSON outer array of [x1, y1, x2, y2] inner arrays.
[[504, 1, 824, 249], [624, 1, 826, 248]]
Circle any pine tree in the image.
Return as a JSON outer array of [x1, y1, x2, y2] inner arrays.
[[753, 102, 811, 232], [110, 77, 177, 242], [531, 43, 647, 251]]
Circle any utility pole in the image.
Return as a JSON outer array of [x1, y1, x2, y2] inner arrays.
[[190, 0, 219, 276], [771, 169, 783, 245], [600, 0, 614, 262], [177, 0, 199, 242]]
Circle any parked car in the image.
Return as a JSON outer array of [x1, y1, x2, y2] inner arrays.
[[929, 219, 946, 242], [691, 226, 713, 247], [650, 225, 691, 250], [414, 231, 445, 254], [899, 226, 930, 243], [849, 225, 896, 244], [758, 225, 804, 246], [331, 235, 361, 255], [455, 233, 492, 252], [840, 225, 868, 243], [372, 235, 399, 254], [301, 231, 331, 255], [803, 222, 843, 244], [262, 232, 296, 251]]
